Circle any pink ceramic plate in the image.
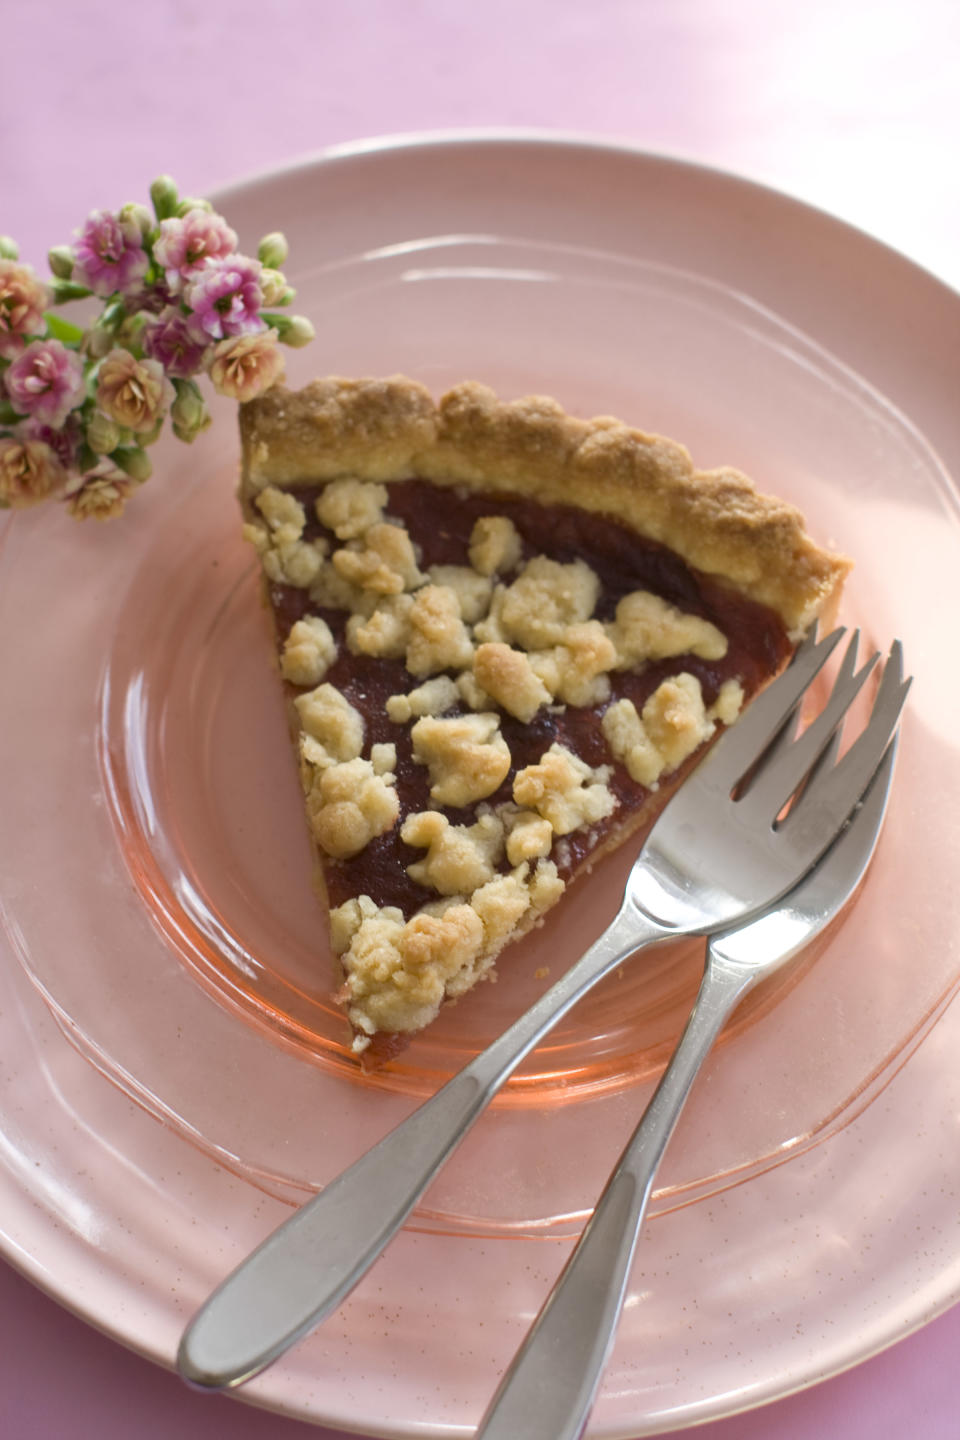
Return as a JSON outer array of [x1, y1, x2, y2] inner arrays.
[[1, 133, 959, 1436]]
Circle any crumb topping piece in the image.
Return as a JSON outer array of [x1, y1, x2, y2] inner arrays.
[[608, 590, 727, 667], [401, 810, 505, 895], [601, 672, 743, 788], [333, 521, 426, 595], [513, 744, 616, 836], [386, 675, 460, 723], [472, 642, 552, 723], [411, 711, 512, 806], [305, 755, 399, 860], [405, 584, 475, 677], [477, 556, 600, 650], [468, 514, 523, 576], [294, 682, 364, 763], [280, 615, 337, 687], [332, 854, 566, 1045], [315, 476, 388, 539]]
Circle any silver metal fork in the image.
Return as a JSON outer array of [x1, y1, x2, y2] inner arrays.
[[475, 732, 901, 1440], [178, 629, 909, 1391]]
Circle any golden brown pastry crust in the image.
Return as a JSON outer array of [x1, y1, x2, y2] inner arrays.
[[239, 376, 850, 635]]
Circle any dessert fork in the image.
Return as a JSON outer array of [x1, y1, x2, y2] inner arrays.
[[178, 628, 909, 1391], [475, 731, 899, 1440]]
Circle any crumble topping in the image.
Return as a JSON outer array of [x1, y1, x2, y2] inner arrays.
[[305, 755, 399, 860], [501, 806, 554, 866], [280, 615, 337, 687], [411, 711, 512, 806], [476, 555, 600, 650], [608, 590, 727, 667], [401, 810, 505, 895], [405, 584, 474, 676], [386, 675, 461, 723], [314, 476, 388, 539], [472, 641, 552, 723], [529, 620, 618, 707], [294, 682, 364, 762], [513, 744, 617, 836], [601, 672, 744, 788], [333, 855, 567, 1046], [427, 564, 493, 623], [346, 593, 415, 659], [332, 521, 425, 594], [468, 514, 523, 576]]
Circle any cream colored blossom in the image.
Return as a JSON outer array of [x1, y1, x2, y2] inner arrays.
[[0, 260, 49, 358], [65, 467, 134, 521], [0, 437, 64, 508], [95, 347, 174, 434], [207, 330, 285, 402]]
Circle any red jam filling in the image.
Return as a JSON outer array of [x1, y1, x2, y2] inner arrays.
[[267, 480, 791, 916]]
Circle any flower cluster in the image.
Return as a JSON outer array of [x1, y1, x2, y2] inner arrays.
[[0, 176, 313, 520]]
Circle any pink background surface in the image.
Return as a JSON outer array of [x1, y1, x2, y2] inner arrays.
[[2, 2, 959, 1437]]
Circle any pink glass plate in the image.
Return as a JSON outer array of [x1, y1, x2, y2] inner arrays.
[[1, 134, 959, 1437]]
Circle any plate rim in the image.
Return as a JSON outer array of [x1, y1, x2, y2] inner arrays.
[[2, 127, 960, 1438]]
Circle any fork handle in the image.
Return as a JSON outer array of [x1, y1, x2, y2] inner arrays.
[[476, 951, 757, 1440], [178, 901, 671, 1390]]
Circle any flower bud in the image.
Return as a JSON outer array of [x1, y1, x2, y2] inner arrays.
[[113, 445, 153, 482], [50, 278, 93, 304], [270, 312, 315, 348], [170, 378, 212, 442], [150, 175, 179, 221], [85, 324, 116, 360], [85, 411, 123, 455], [119, 202, 154, 239], [257, 231, 288, 269], [47, 245, 75, 280], [0, 236, 19, 261], [176, 197, 214, 216], [259, 267, 294, 307], [116, 312, 148, 348]]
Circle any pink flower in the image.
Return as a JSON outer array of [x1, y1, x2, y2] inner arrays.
[[4, 339, 87, 429], [95, 347, 173, 433], [142, 306, 210, 378], [0, 259, 49, 358], [73, 209, 149, 298], [18, 413, 84, 471], [0, 436, 66, 507], [153, 210, 238, 291], [207, 331, 285, 402], [184, 254, 264, 341]]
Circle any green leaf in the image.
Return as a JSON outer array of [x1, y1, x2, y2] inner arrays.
[[44, 312, 86, 346]]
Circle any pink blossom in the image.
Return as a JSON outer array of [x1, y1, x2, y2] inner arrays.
[[4, 339, 87, 429], [184, 254, 264, 341], [0, 436, 66, 507], [95, 347, 173, 433], [73, 209, 149, 298], [142, 306, 210, 378], [153, 210, 238, 291], [18, 413, 84, 471], [207, 331, 285, 403], [0, 259, 49, 358]]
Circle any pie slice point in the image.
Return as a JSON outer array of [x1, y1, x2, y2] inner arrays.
[[238, 377, 850, 1064]]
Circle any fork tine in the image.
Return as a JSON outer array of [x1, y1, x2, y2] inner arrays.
[[779, 640, 910, 840], [695, 625, 846, 791], [739, 631, 879, 821]]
